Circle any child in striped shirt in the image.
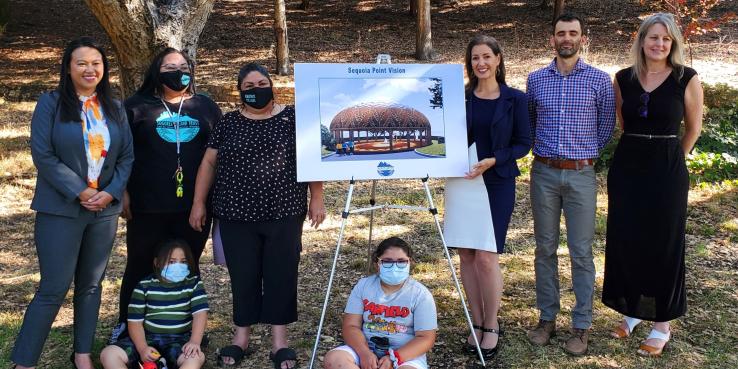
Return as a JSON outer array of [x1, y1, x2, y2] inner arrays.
[[101, 240, 209, 369]]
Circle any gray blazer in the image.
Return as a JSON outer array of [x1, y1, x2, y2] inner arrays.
[[30, 91, 134, 218]]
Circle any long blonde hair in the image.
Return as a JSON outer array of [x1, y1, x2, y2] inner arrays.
[[630, 12, 686, 80]]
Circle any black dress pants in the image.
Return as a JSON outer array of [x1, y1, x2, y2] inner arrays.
[[219, 214, 304, 326]]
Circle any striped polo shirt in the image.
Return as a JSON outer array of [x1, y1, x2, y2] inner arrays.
[[127, 274, 209, 334]]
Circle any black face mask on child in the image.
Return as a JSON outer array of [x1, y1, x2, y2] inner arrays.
[[240, 87, 274, 109], [159, 70, 192, 92]]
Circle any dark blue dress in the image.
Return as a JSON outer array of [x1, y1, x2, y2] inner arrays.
[[470, 94, 516, 253]]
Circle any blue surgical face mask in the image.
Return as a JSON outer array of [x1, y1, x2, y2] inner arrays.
[[161, 262, 189, 283], [379, 263, 410, 286]]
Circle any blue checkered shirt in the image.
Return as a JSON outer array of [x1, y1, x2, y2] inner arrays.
[[526, 58, 616, 159]]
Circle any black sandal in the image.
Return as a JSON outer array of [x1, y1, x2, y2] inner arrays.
[[269, 347, 298, 369], [218, 344, 252, 367], [463, 325, 483, 354]]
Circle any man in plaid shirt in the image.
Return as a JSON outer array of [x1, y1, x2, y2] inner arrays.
[[525, 13, 615, 356]]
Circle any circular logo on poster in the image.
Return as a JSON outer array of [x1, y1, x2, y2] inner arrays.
[[377, 161, 395, 176]]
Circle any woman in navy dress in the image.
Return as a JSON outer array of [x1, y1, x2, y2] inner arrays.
[[603, 13, 703, 357], [444, 34, 531, 359]]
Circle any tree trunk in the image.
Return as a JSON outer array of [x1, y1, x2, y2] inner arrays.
[[274, 0, 290, 75], [84, 0, 216, 98], [415, 0, 434, 60], [553, 0, 565, 20]]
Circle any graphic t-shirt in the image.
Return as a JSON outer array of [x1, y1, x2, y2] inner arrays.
[[345, 275, 437, 365], [125, 94, 222, 213]]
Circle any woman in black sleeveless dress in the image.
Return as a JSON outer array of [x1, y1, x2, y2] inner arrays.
[[602, 13, 703, 357]]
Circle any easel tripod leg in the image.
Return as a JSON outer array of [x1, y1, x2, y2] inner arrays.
[[366, 180, 377, 273], [308, 180, 357, 369], [421, 178, 487, 367]]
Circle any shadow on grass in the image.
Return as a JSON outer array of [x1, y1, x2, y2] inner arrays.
[[0, 135, 29, 155]]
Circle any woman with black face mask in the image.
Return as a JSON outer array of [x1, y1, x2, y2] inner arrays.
[[189, 63, 326, 369], [109, 48, 222, 343]]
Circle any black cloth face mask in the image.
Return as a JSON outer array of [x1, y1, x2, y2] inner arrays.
[[159, 70, 192, 92], [240, 87, 274, 109]]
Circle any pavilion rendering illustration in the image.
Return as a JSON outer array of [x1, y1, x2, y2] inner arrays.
[[329, 103, 435, 154]]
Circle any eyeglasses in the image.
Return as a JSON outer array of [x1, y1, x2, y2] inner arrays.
[[378, 259, 409, 268], [161, 63, 191, 73], [638, 92, 650, 118]]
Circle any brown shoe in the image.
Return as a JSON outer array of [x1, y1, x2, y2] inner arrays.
[[564, 328, 589, 356], [527, 319, 556, 346]]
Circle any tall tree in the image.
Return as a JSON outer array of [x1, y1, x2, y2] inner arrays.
[[275, 0, 290, 75], [540, 0, 565, 20], [84, 0, 216, 97], [553, 0, 565, 20], [415, 0, 435, 60]]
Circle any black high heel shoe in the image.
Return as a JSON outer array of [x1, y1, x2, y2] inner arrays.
[[465, 320, 505, 357], [479, 325, 503, 360]]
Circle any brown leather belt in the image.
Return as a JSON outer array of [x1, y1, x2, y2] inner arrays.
[[534, 155, 594, 170]]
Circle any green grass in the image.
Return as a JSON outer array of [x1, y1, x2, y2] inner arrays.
[[0, 312, 22, 364], [694, 242, 710, 257], [416, 140, 445, 156]]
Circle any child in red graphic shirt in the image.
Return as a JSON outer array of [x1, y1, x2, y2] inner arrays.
[[324, 237, 437, 369]]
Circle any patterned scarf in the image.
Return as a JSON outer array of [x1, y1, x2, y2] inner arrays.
[[79, 94, 110, 189]]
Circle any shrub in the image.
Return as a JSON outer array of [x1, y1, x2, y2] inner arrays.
[[688, 150, 738, 184], [596, 126, 622, 173], [703, 83, 738, 109], [690, 84, 738, 184], [698, 104, 738, 154]]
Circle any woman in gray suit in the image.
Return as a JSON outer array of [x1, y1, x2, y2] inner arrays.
[[10, 37, 133, 369]]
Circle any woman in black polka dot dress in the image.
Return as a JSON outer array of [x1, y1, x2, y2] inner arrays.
[[189, 63, 325, 369]]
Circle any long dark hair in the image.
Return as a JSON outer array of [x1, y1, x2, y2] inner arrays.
[[153, 239, 197, 281], [464, 34, 506, 96], [135, 48, 196, 98], [57, 37, 120, 123]]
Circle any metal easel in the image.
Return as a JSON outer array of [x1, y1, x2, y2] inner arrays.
[[307, 54, 486, 369]]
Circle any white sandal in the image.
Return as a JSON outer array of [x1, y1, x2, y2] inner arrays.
[[611, 316, 642, 338], [638, 327, 671, 357]]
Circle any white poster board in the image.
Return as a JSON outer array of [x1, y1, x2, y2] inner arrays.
[[295, 63, 469, 181]]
